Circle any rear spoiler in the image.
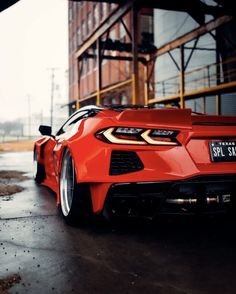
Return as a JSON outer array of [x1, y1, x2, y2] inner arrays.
[[116, 108, 192, 129], [116, 108, 236, 127], [192, 114, 236, 126]]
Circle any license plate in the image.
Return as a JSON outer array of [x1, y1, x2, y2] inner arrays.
[[209, 141, 236, 162]]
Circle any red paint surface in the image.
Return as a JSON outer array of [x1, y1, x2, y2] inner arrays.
[[34, 108, 236, 214]]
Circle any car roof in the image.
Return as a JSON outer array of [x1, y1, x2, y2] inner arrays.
[[75, 104, 157, 114], [73, 105, 104, 113]]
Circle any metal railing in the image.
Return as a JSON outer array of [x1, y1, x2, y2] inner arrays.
[[150, 56, 236, 104]]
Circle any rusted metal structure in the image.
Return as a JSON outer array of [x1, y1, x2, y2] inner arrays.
[[69, 0, 235, 114]]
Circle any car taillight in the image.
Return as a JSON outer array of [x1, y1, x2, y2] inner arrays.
[[95, 127, 179, 146], [141, 129, 179, 146]]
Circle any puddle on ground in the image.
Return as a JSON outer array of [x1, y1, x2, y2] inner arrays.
[[0, 170, 29, 197], [0, 184, 24, 197], [0, 171, 29, 182], [0, 274, 21, 294]]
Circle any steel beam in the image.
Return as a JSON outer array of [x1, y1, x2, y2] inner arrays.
[[103, 54, 147, 64], [120, 18, 132, 41], [99, 79, 132, 95], [216, 40, 221, 114], [131, 5, 140, 105], [96, 38, 102, 106], [75, 1, 135, 59], [154, 15, 233, 58], [83, 53, 147, 64], [70, 0, 223, 17], [184, 38, 199, 70], [144, 64, 149, 105], [78, 79, 132, 103], [179, 45, 185, 108], [76, 60, 81, 110]]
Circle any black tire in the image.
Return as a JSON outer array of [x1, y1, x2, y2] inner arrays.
[[59, 148, 92, 225], [33, 148, 45, 184]]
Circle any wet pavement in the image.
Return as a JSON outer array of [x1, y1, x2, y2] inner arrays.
[[1, 152, 236, 293]]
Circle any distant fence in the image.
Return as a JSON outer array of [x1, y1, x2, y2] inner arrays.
[[0, 135, 40, 143]]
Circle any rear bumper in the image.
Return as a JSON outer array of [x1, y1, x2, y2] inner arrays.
[[103, 174, 236, 218]]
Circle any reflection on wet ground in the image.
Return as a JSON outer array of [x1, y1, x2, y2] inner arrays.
[[0, 152, 236, 294]]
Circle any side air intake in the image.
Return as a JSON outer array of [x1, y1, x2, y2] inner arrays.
[[110, 151, 144, 175]]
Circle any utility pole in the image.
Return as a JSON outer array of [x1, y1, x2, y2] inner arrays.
[[47, 68, 59, 129]]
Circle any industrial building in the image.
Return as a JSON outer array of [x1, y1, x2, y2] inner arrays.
[[68, 0, 236, 116]]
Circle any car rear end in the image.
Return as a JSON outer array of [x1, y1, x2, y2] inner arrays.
[[166, 114, 236, 216], [72, 107, 236, 219]]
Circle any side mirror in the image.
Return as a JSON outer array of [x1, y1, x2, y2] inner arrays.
[[39, 125, 52, 136]]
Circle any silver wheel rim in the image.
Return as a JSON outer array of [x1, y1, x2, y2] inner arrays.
[[60, 150, 75, 216]]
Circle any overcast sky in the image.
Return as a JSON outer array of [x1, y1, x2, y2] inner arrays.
[[0, 0, 68, 122]]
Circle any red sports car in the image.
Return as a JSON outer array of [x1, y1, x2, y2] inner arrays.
[[33, 105, 236, 224]]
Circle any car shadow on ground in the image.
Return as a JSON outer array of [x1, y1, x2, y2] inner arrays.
[[81, 214, 236, 245]]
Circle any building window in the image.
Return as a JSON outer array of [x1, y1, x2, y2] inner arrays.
[[71, 64, 74, 83], [93, 4, 99, 27], [125, 61, 130, 76], [81, 20, 86, 39], [101, 3, 107, 19], [81, 59, 87, 77], [73, 2, 77, 14], [206, 96, 216, 114], [77, 28, 81, 47], [73, 63, 77, 83], [110, 29, 117, 58], [111, 3, 117, 11], [221, 93, 236, 115], [141, 14, 154, 43], [93, 48, 97, 68], [71, 2, 77, 23], [185, 98, 204, 113], [69, 7, 73, 23], [72, 33, 76, 52], [119, 20, 127, 41], [110, 29, 116, 41], [87, 58, 91, 73], [69, 39, 72, 53], [87, 12, 92, 34], [76, 1, 80, 13], [141, 15, 153, 34], [69, 67, 72, 85], [121, 93, 129, 104], [112, 96, 119, 104]]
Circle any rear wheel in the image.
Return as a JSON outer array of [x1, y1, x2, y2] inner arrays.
[[33, 148, 45, 184], [59, 148, 92, 225]]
